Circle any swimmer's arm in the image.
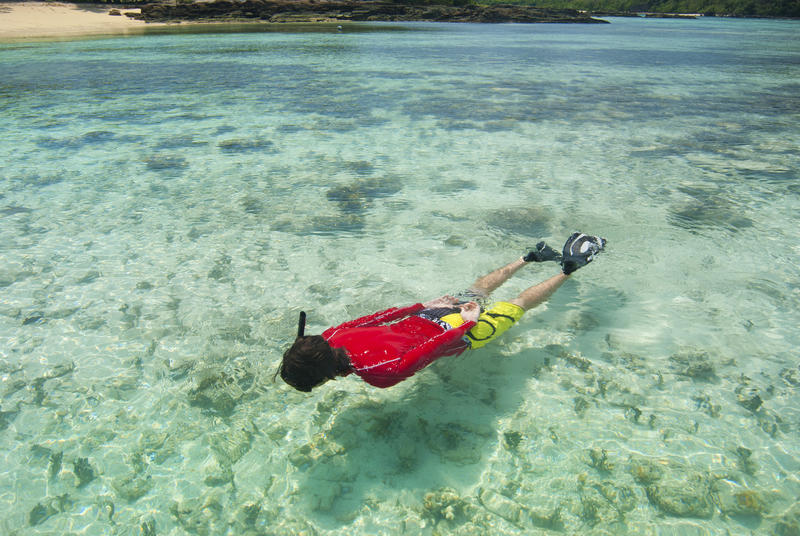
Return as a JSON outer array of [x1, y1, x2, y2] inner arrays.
[[423, 295, 458, 308]]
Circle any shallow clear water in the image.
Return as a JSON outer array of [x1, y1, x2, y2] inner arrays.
[[1, 17, 799, 535]]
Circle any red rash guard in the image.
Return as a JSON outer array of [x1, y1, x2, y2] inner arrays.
[[321, 304, 476, 388]]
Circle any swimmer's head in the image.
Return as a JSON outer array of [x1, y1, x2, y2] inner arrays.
[[279, 336, 339, 392], [277, 313, 350, 392]]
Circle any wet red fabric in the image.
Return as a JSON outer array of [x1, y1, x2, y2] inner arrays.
[[322, 304, 475, 388]]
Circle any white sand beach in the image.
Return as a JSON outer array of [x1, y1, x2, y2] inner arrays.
[[0, 2, 162, 40]]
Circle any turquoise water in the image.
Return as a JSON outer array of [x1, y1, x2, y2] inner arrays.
[[1, 16, 799, 535]]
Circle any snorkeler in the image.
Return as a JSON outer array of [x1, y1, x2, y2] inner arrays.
[[278, 233, 606, 392]]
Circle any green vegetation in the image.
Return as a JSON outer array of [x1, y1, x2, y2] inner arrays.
[[70, 0, 800, 17], [480, 0, 800, 17]]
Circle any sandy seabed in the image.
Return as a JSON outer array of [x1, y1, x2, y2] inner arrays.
[[0, 1, 163, 40]]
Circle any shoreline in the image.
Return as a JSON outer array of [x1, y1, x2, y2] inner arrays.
[[0, 0, 607, 43], [0, 2, 166, 41], [4, 1, 793, 44], [2, 0, 797, 43]]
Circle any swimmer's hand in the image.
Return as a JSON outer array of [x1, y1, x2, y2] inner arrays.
[[423, 295, 458, 308], [460, 302, 481, 323], [561, 233, 606, 275], [524, 241, 561, 263]]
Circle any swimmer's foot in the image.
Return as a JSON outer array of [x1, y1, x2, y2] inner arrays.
[[524, 241, 561, 263], [561, 233, 606, 275]]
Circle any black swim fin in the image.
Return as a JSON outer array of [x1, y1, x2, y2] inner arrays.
[[524, 241, 562, 262]]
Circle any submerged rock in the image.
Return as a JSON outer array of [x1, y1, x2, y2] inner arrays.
[[779, 367, 800, 386], [42, 362, 76, 381], [143, 154, 188, 172], [478, 487, 563, 530], [73, 457, 97, 487], [573, 396, 590, 417], [76, 270, 101, 285], [772, 502, 800, 535], [670, 349, 715, 379], [596, 481, 637, 516], [628, 456, 664, 485], [1, 205, 33, 216], [737, 390, 763, 412], [218, 138, 274, 153], [240, 195, 265, 215], [272, 210, 368, 235], [692, 393, 722, 418], [48, 451, 63, 480], [579, 482, 628, 526], [645, 474, 713, 518], [563, 352, 593, 371], [202, 456, 234, 487], [478, 488, 523, 525], [313, 213, 367, 234], [503, 431, 523, 451], [484, 206, 552, 238], [141, 517, 157, 536], [342, 160, 375, 176], [422, 487, 473, 522], [29, 494, 72, 526], [422, 420, 490, 465], [326, 175, 403, 214], [187, 366, 254, 416], [207, 254, 232, 281], [208, 422, 254, 464], [288, 432, 346, 470], [668, 184, 754, 232], [587, 448, 614, 472], [713, 479, 768, 516], [734, 377, 764, 412], [233, 500, 263, 528], [756, 410, 783, 438], [112, 473, 153, 501], [0, 409, 18, 432], [3, 377, 26, 398], [170, 494, 226, 536], [444, 235, 468, 248], [96, 495, 115, 522], [735, 446, 757, 475], [313, 389, 349, 427], [22, 312, 45, 326]]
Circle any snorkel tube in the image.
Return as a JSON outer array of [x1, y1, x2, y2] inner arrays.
[[297, 311, 306, 339]]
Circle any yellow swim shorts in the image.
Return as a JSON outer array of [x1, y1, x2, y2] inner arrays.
[[440, 301, 525, 349]]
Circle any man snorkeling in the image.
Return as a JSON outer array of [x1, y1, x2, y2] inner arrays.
[[278, 233, 606, 392]]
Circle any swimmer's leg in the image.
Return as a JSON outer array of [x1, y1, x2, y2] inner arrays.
[[468, 257, 528, 297], [509, 272, 568, 311], [465, 272, 567, 348], [469, 243, 559, 297]]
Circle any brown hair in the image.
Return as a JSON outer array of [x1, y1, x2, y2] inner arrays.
[[277, 336, 349, 392]]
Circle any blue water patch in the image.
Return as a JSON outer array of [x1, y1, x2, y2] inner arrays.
[[36, 130, 144, 150], [142, 154, 189, 173], [154, 135, 211, 150], [1, 205, 33, 216], [218, 138, 275, 153]]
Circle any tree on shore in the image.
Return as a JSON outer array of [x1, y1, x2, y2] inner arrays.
[[482, 0, 800, 17], [72, 0, 800, 18]]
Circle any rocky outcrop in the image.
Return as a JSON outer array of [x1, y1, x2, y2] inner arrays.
[[129, 0, 608, 24]]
